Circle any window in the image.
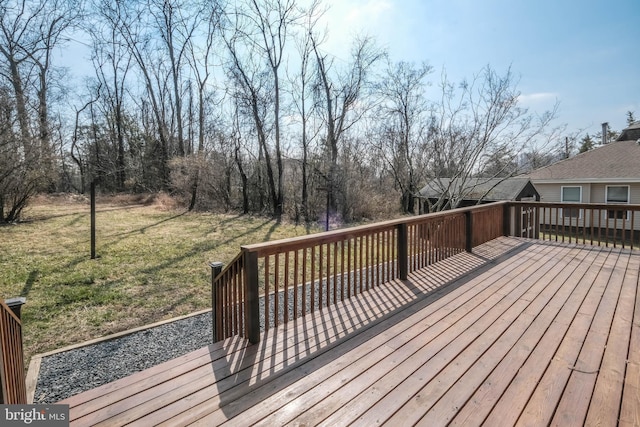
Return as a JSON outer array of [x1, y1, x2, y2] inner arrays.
[[561, 186, 581, 218], [606, 185, 630, 220]]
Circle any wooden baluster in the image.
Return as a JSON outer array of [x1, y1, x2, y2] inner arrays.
[[284, 251, 289, 323], [294, 249, 299, 319], [310, 246, 315, 312], [264, 256, 270, 331], [318, 244, 324, 309], [274, 253, 280, 326], [302, 247, 307, 316]]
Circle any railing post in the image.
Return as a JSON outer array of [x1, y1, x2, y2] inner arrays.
[[209, 262, 223, 342], [503, 203, 512, 237], [244, 251, 260, 344], [465, 210, 473, 252], [397, 223, 408, 280], [4, 297, 26, 320]]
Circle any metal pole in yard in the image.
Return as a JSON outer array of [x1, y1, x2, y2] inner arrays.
[[91, 181, 96, 259]]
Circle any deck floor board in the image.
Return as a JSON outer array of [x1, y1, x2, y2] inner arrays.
[[585, 248, 640, 427], [61, 238, 640, 426]]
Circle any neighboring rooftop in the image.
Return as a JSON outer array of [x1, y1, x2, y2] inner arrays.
[[419, 177, 537, 201], [617, 121, 640, 142], [525, 139, 640, 182]]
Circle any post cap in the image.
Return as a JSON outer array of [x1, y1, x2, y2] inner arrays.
[[5, 297, 26, 307]]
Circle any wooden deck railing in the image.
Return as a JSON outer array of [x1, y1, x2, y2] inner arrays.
[[211, 253, 245, 342], [212, 201, 640, 344], [509, 202, 640, 249], [0, 300, 26, 404], [211, 202, 507, 343]]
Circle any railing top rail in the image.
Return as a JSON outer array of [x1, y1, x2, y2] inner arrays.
[[510, 201, 640, 210], [241, 202, 507, 256], [212, 250, 244, 282]]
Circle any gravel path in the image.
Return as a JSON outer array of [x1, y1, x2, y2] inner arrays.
[[34, 312, 213, 404]]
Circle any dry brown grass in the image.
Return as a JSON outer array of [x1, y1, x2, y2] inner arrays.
[[0, 193, 321, 364]]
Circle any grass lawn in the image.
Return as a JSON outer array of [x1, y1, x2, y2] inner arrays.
[[0, 194, 322, 364]]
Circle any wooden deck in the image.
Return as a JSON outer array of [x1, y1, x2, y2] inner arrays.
[[60, 237, 640, 426]]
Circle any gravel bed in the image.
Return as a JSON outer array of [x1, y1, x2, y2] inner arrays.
[[34, 312, 213, 404]]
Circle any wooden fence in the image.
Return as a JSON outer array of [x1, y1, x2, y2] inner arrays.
[[211, 202, 506, 343], [0, 300, 26, 404]]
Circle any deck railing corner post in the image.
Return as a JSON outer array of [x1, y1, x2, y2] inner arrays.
[[244, 250, 260, 344], [397, 223, 408, 280], [4, 297, 26, 321], [209, 262, 224, 342]]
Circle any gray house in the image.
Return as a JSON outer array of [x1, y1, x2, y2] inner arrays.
[[526, 121, 640, 233]]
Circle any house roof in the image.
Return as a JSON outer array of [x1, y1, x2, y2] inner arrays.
[[617, 121, 640, 141], [525, 139, 640, 182], [418, 177, 535, 201]]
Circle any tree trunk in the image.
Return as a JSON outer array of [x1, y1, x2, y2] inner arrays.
[[188, 170, 198, 211], [235, 146, 249, 214], [114, 86, 126, 190], [7, 57, 31, 149], [273, 69, 283, 218]]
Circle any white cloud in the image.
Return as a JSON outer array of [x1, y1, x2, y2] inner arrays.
[[518, 92, 559, 112], [316, 0, 395, 59], [344, 0, 393, 25], [518, 92, 558, 103]]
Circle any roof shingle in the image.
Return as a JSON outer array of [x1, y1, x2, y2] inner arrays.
[[525, 140, 640, 181]]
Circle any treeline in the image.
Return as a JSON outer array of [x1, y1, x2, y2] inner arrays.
[[0, 0, 562, 224]]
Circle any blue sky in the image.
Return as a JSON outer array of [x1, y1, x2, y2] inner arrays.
[[318, 0, 640, 137]]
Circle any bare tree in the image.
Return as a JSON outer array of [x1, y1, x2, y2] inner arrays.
[[374, 60, 433, 214], [0, 0, 81, 220], [0, 84, 21, 220], [111, 0, 173, 187], [251, 0, 299, 217], [289, 0, 323, 222], [149, 0, 204, 158], [89, 0, 135, 189], [223, 0, 299, 217], [69, 81, 103, 193], [426, 65, 558, 211], [183, 0, 223, 210], [27, 0, 82, 163], [0, 0, 36, 143], [231, 104, 250, 213], [310, 33, 384, 218]]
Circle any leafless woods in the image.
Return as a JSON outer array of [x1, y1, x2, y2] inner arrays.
[[0, 0, 561, 223]]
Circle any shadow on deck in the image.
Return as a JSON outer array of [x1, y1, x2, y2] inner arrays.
[[61, 237, 640, 426]]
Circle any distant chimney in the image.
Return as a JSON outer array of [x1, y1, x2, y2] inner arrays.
[[601, 122, 609, 145]]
